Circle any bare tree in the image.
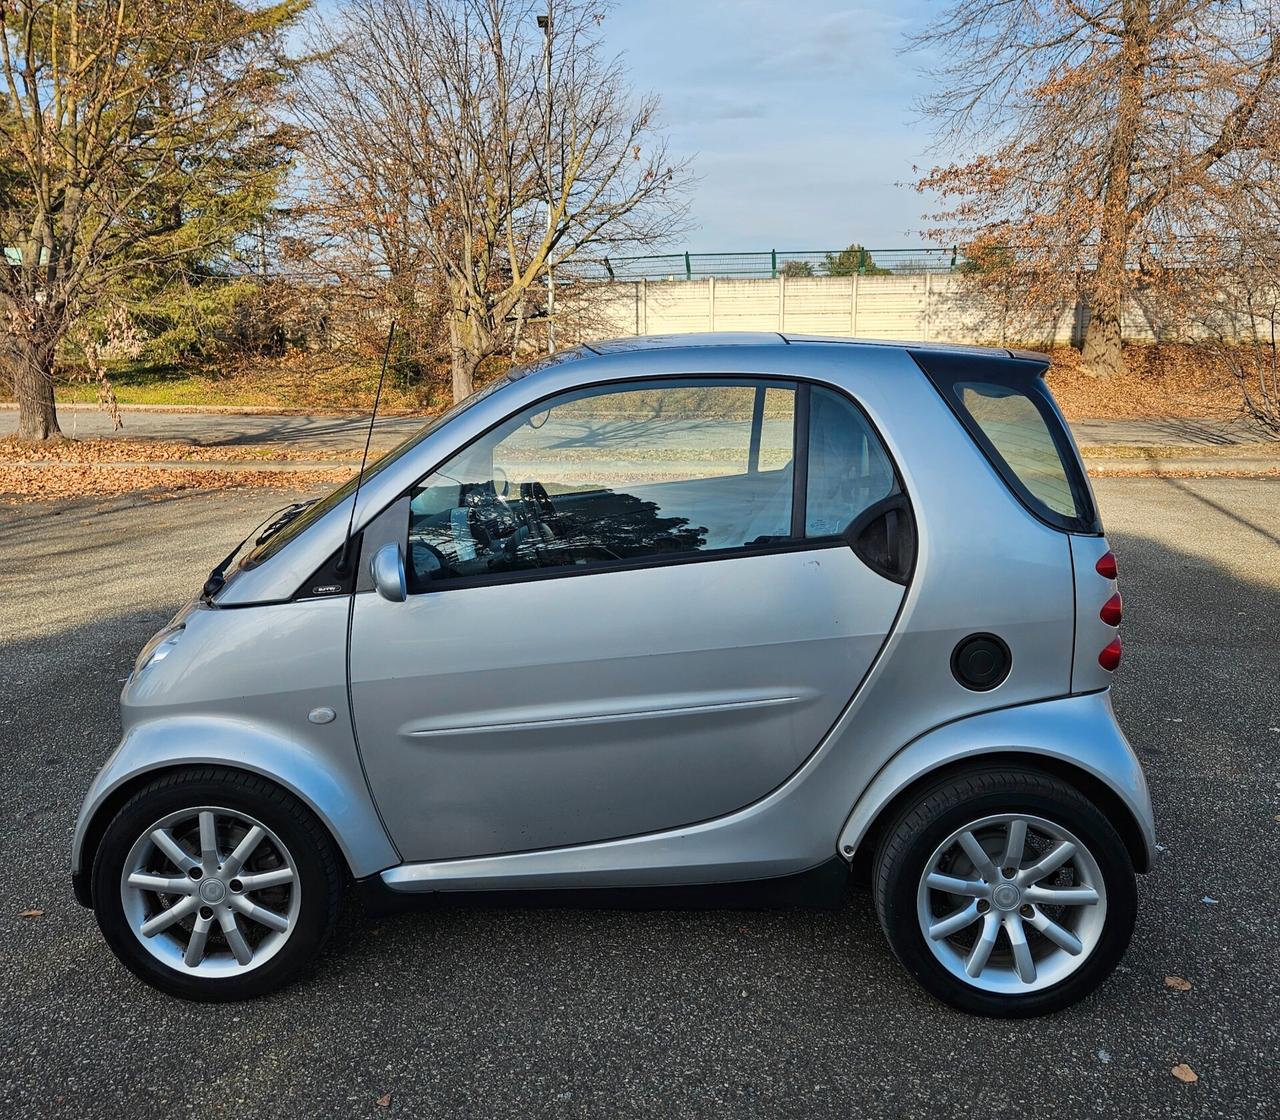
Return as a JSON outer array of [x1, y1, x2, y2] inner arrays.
[[295, 0, 691, 402], [1, 0, 303, 441], [912, 1, 1280, 376], [1194, 207, 1280, 433]]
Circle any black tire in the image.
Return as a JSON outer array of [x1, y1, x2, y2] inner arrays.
[[873, 766, 1136, 1018], [91, 767, 344, 1002]]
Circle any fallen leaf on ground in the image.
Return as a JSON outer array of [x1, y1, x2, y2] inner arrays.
[[1164, 975, 1192, 992], [376, 1094, 392, 1108], [18, 909, 43, 918], [0, 463, 349, 503], [1171, 1064, 1199, 1083]]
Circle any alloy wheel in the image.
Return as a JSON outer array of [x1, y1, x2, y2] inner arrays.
[[119, 806, 301, 977], [915, 813, 1108, 994]]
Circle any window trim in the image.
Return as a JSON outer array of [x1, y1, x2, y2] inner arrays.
[[398, 371, 908, 595], [789, 381, 812, 539]]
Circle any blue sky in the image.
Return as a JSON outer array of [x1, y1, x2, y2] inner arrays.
[[605, 0, 938, 252]]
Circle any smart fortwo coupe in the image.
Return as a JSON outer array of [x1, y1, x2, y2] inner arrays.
[[72, 334, 1154, 1016]]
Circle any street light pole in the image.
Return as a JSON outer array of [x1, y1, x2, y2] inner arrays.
[[538, 4, 555, 353]]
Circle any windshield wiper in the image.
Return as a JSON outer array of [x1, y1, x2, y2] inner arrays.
[[255, 499, 317, 545], [202, 500, 318, 601]]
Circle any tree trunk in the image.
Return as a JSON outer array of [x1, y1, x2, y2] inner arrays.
[[9, 334, 63, 441], [450, 345, 480, 403], [447, 299, 488, 403], [1081, 287, 1126, 378], [1082, 0, 1148, 379]]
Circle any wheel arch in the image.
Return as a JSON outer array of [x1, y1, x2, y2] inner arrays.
[[838, 694, 1156, 879], [73, 722, 400, 906]]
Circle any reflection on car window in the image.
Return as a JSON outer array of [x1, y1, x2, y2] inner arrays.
[[805, 386, 896, 536], [956, 382, 1076, 517], [408, 381, 796, 587]]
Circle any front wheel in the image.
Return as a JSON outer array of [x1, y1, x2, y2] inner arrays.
[[91, 768, 343, 1001], [873, 767, 1136, 1017]]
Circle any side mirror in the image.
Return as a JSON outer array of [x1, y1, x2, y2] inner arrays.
[[370, 541, 407, 603]]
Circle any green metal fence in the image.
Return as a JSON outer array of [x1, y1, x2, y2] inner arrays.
[[568, 247, 963, 282]]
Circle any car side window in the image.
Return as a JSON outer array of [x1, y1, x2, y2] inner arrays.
[[953, 382, 1077, 518], [407, 380, 796, 588], [805, 385, 897, 536]]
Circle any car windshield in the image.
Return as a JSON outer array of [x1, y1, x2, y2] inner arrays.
[[239, 373, 515, 569]]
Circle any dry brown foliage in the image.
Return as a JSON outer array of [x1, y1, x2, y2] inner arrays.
[[0, 463, 351, 504], [1045, 344, 1242, 419], [913, 1, 1280, 377], [0, 437, 363, 464]]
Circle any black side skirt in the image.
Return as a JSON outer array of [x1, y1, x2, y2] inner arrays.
[[353, 857, 851, 917]]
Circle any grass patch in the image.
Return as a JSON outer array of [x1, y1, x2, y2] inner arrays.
[[42, 353, 467, 414]]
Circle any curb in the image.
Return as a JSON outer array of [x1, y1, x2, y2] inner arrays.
[[1084, 457, 1280, 476]]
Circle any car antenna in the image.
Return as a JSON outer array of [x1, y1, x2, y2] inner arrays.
[[335, 320, 396, 578]]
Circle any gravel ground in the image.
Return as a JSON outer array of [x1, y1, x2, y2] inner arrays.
[[1, 478, 1277, 1118]]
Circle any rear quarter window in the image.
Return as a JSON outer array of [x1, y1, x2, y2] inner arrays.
[[910, 349, 1099, 534]]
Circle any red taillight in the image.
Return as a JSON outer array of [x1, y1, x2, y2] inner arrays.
[[1098, 635, 1123, 671], [1100, 592, 1123, 626], [1096, 551, 1118, 580]]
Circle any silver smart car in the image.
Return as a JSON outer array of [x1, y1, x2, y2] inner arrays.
[[72, 334, 1153, 1016]]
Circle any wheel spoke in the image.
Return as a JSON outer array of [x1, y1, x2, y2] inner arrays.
[[1017, 840, 1076, 885], [1001, 818, 1028, 870], [198, 811, 220, 874], [925, 872, 989, 899], [237, 867, 294, 892], [1023, 884, 1100, 907], [139, 895, 199, 938], [150, 828, 199, 874], [965, 912, 1001, 978], [126, 872, 195, 896], [1004, 915, 1037, 983], [957, 831, 999, 882], [228, 894, 289, 934], [217, 910, 253, 965], [221, 825, 265, 879], [184, 913, 213, 968], [928, 900, 981, 941], [1027, 908, 1084, 955]]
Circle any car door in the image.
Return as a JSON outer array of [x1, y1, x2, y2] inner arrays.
[[349, 376, 911, 861]]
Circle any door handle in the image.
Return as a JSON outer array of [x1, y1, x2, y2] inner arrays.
[[843, 493, 916, 585]]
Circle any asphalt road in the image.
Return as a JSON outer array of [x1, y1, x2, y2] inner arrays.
[[0, 404, 1265, 450], [1, 478, 1278, 1118]]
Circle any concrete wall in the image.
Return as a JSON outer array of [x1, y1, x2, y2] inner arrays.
[[568, 274, 1200, 348]]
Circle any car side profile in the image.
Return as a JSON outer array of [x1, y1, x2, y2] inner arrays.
[[72, 333, 1154, 1016]]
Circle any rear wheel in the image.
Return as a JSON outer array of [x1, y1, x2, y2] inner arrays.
[[873, 767, 1136, 1017], [91, 768, 343, 1001]]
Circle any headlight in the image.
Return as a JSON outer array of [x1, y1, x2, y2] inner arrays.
[[134, 625, 185, 675]]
